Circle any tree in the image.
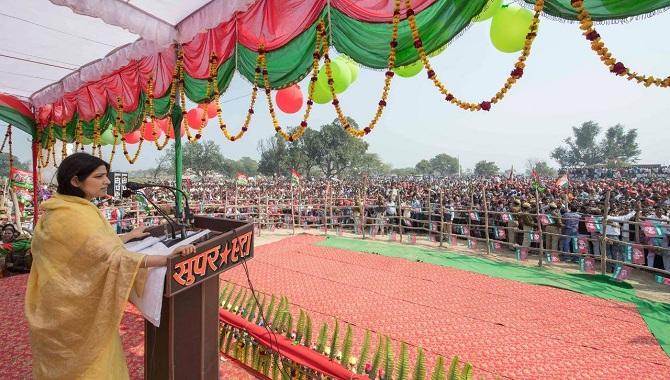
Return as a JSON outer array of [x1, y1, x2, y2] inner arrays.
[[0, 153, 29, 175], [551, 121, 640, 167], [352, 153, 391, 176], [313, 118, 368, 178], [429, 154, 459, 176], [599, 124, 640, 166], [473, 160, 499, 176], [525, 158, 556, 177], [389, 167, 416, 176], [161, 140, 226, 178], [257, 136, 289, 177], [415, 159, 432, 175]]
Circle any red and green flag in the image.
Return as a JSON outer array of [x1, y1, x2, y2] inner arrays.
[[555, 174, 569, 189], [291, 169, 301, 185], [236, 172, 248, 186]]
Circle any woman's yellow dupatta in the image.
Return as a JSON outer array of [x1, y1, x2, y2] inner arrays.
[[25, 193, 146, 379]]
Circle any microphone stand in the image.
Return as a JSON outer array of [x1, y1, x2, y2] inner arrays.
[[126, 190, 178, 240]]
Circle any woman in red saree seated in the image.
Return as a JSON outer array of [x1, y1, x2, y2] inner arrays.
[[25, 153, 195, 380]]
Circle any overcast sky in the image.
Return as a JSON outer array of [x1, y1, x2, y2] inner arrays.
[[7, 12, 670, 172]]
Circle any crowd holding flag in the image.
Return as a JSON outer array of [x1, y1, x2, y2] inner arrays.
[[235, 172, 249, 186], [555, 173, 569, 189]]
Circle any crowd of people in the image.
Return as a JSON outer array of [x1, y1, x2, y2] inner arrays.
[[94, 174, 670, 273]]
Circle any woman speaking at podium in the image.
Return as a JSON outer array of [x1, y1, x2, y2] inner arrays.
[[25, 153, 195, 379]]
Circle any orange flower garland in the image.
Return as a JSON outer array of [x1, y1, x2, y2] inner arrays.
[[405, 0, 544, 111], [570, 0, 670, 88], [322, 0, 400, 137], [260, 21, 328, 142], [206, 51, 262, 142], [145, 76, 171, 150]]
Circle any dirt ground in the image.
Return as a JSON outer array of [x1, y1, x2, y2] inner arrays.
[[253, 228, 670, 304]]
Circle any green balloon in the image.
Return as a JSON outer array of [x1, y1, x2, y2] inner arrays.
[[490, 5, 533, 53], [317, 59, 351, 94], [472, 0, 502, 22], [347, 60, 359, 83], [100, 127, 118, 145], [312, 80, 332, 104], [393, 60, 423, 78]]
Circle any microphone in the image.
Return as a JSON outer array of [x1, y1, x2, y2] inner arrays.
[[123, 189, 178, 239], [125, 181, 194, 225]]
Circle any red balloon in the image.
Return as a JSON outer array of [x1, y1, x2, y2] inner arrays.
[[186, 108, 206, 130], [166, 123, 185, 139], [275, 84, 303, 114], [156, 118, 170, 133], [141, 121, 163, 141], [200, 101, 218, 119], [124, 130, 141, 144]]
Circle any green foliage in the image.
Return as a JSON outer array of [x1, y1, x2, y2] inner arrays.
[[230, 288, 245, 312], [340, 324, 353, 367], [295, 310, 305, 342], [396, 342, 409, 380], [369, 334, 384, 380], [460, 363, 473, 380], [241, 291, 254, 318], [264, 295, 276, 324], [219, 283, 230, 307], [284, 312, 293, 338], [271, 296, 286, 329], [255, 294, 266, 325], [316, 323, 329, 353], [551, 121, 641, 167], [416, 154, 459, 176], [525, 159, 556, 178], [412, 347, 426, 380], [383, 336, 394, 380], [159, 140, 259, 178], [431, 356, 446, 380], [258, 118, 373, 178], [223, 285, 236, 309], [303, 313, 313, 347], [0, 153, 30, 175], [447, 356, 458, 380], [473, 160, 499, 176], [356, 330, 371, 374], [329, 319, 340, 361]]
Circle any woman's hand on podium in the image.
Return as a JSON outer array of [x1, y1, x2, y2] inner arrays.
[[171, 244, 196, 257], [121, 225, 151, 243]]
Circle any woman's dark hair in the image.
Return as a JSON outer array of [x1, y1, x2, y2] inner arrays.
[[57, 153, 110, 198]]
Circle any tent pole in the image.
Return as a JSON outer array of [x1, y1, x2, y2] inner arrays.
[[31, 139, 39, 226], [172, 105, 184, 223]]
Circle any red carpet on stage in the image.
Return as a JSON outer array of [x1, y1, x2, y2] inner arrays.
[[220, 235, 670, 379], [0, 275, 258, 380]]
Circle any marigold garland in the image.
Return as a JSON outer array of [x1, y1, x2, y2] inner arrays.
[[323, 0, 400, 137], [144, 76, 171, 150], [260, 21, 328, 142], [570, 0, 670, 88], [206, 50, 262, 142], [405, 0, 544, 111]]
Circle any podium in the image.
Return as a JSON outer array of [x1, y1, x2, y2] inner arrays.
[[143, 216, 254, 380]]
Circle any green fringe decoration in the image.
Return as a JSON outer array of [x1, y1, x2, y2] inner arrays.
[[271, 297, 286, 329], [412, 346, 426, 380], [383, 336, 394, 380], [303, 313, 313, 348], [272, 358, 280, 380], [329, 319, 340, 361], [316, 322, 328, 353], [223, 329, 235, 354], [255, 294, 266, 324], [296, 310, 306, 343], [284, 312, 293, 338], [241, 291, 254, 318], [369, 334, 384, 380], [340, 324, 353, 367], [447, 356, 459, 380], [223, 284, 236, 309], [231, 288, 246, 313], [397, 342, 409, 380], [460, 362, 473, 380], [264, 294, 276, 325], [219, 282, 230, 306], [431, 356, 446, 380], [356, 330, 371, 374]]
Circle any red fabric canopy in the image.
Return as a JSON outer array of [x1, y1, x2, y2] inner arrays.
[[0, 94, 32, 117], [219, 310, 366, 380]]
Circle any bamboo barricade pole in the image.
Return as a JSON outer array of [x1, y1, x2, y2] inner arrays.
[[257, 192, 262, 232], [426, 187, 432, 241], [265, 194, 270, 232], [439, 190, 445, 247], [635, 201, 641, 243], [329, 185, 335, 234], [290, 182, 296, 235], [535, 188, 544, 268], [468, 187, 473, 246], [224, 191, 228, 217], [398, 193, 403, 243], [324, 183, 329, 236], [483, 188, 491, 254], [600, 191, 611, 275], [11, 190, 23, 233]]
